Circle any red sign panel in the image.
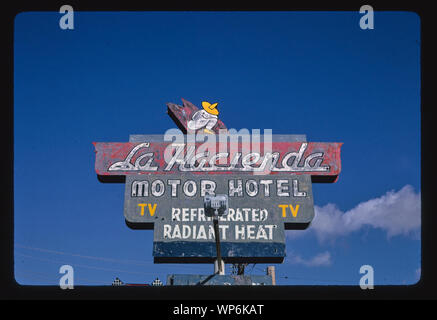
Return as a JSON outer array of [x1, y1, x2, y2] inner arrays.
[[93, 140, 342, 182]]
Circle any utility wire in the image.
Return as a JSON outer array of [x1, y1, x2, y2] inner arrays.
[[15, 252, 163, 276], [15, 243, 201, 271], [275, 272, 352, 284], [15, 269, 109, 285], [15, 248, 353, 284], [15, 243, 155, 267]]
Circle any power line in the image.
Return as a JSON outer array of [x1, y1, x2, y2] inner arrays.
[[253, 266, 266, 273], [14, 243, 201, 271], [18, 244, 326, 281], [275, 272, 352, 284], [15, 249, 353, 284], [15, 252, 162, 276], [15, 269, 109, 285], [15, 243, 155, 267]]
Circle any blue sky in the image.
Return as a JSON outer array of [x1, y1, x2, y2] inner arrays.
[[14, 11, 420, 286]]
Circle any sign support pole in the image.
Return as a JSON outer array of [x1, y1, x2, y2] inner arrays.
[[213, 217, 224, 275]]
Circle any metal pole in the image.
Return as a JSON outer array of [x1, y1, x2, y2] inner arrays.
[[267, 266, 276, 285], [213, 217, 223, 274]]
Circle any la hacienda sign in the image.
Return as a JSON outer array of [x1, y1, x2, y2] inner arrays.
[[93, 99, 342, 263]]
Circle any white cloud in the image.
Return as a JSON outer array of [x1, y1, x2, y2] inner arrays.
[[287, 185, 421, 242], [287, 251, 332, 267]]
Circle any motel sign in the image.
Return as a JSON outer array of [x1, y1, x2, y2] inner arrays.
[[93, 99, 342, 264]]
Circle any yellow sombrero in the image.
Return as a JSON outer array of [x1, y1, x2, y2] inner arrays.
[[202, 101, 219, 116]]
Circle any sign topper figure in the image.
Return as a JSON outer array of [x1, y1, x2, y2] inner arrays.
[[93, 98, 342, 264], [187, 101, 220, 134]]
